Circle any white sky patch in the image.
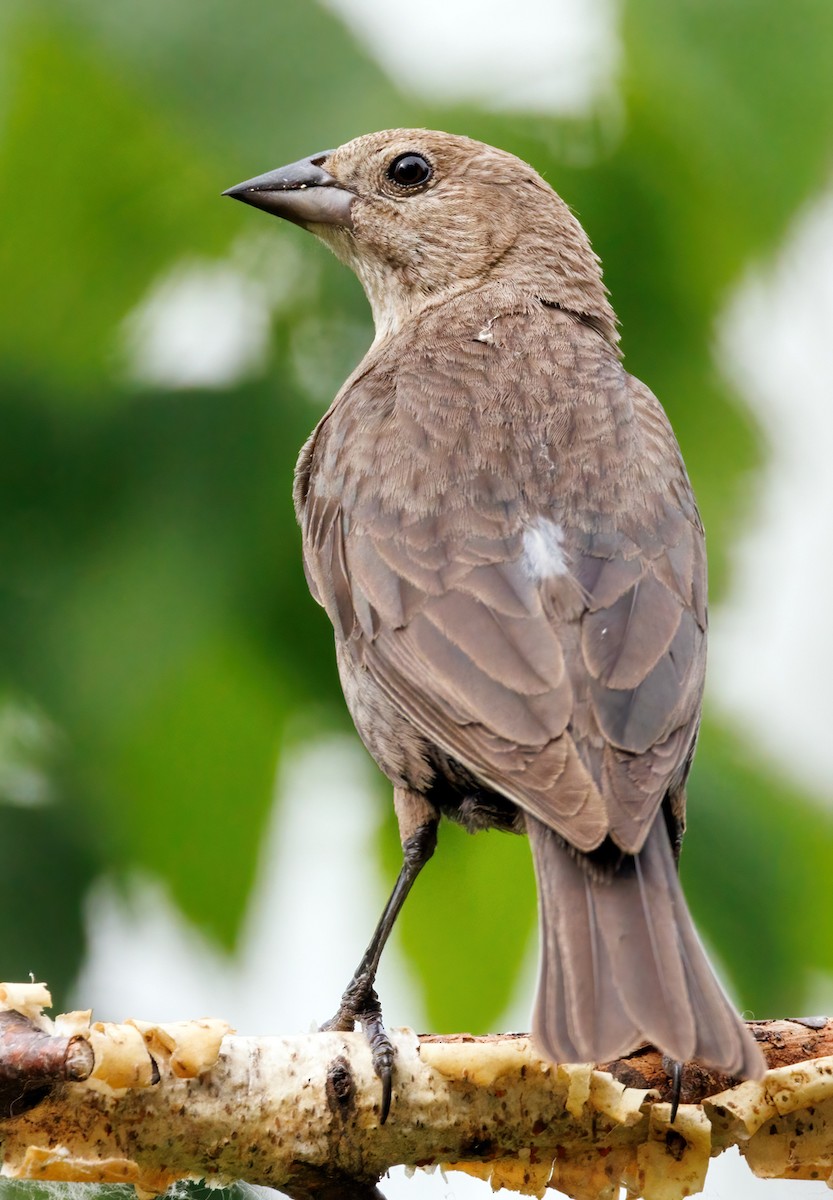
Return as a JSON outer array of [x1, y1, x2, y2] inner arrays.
[[322, 0, 619, 115], [711, 186, 833, 802], [522, 517, 569, 580], [120, 233, 315, 391], [121, 259, 270, 389]]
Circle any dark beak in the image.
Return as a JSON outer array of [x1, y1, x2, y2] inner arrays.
[[222, 152, 355, 230]]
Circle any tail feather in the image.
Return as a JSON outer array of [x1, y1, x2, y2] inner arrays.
[[555, 858, 642, 1062], [528, 815, 765, 1079]]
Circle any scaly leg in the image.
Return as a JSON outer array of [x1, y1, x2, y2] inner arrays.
[[321, 790, 439, 1123]]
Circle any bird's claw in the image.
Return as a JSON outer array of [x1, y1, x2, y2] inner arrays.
[[360, 1000, 395, 1124], [320, 978, 395, 1123], [661, 1055, 683, 1124]]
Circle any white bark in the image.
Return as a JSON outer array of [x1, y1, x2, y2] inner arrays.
[[2, 987, 833, 1200]]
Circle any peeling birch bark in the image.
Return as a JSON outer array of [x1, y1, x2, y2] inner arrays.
[[2, 984, 833, 1200]]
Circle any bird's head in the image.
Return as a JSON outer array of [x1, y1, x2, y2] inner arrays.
[[224, 128, 616, 344]]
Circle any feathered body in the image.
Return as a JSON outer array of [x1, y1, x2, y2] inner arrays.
[[227, 129, 763, 1081]]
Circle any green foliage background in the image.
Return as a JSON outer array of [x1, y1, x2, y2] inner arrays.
[[2, 0, 833, 1045]]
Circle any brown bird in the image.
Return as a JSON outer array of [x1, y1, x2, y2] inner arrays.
[[224, 129, 765, 1119]]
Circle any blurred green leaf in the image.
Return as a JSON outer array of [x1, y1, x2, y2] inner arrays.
[[685, 719, 833, 1016], [0, 376, 335, 947], [0, 22, 227, 399], [0, 797, 97, 1007], [101, 632, 284, 948], [53, 0, 410, 165]]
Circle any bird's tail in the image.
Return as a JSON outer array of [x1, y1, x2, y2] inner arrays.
[[527, 814, 764, 1079]]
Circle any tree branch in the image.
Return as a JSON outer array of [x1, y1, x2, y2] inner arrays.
[[1, 984, 832, 1200]]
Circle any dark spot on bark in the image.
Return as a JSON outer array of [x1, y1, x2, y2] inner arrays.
[[605, 1061, 652, 1091], [664, 1129, 687, 1161], [325, 1055, 356, 1116], [461, 1137, 494, 1158], [2, 1084, 50, 1118]]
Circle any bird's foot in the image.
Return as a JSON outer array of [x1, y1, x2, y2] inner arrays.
[[321, 976, 395, 1124]]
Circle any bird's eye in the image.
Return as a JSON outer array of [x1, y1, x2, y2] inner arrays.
[[387, 153, 433, 189]]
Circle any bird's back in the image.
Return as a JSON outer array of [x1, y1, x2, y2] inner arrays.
[[295, 292, 706, 859]]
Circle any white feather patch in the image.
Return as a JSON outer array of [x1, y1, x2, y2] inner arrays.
[[521, 518, 569, 581]]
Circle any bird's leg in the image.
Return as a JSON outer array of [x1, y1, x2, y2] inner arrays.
[[321, 789, 439, 1122]]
